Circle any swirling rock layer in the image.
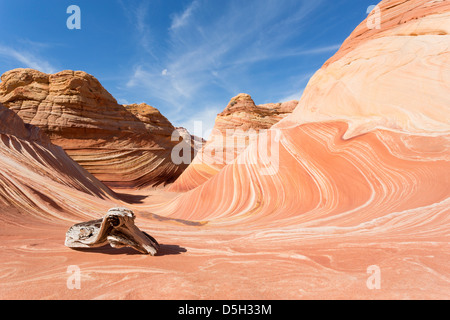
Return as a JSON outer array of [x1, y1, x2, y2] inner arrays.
[[161, 0, 450, 230], [169, 94, 297, 192], [0, 103, 117, 221], [0, 69, 190, 189]]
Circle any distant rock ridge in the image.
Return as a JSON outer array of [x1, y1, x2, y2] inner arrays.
[[175, 127, 206, 153], [216, 93, 298, 131], [168, 93, 297, 192], [220, 93, 296, 118], [0, 68, 192, 189]]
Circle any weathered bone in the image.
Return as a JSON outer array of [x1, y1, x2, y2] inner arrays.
[[65, 207, 159, 255]]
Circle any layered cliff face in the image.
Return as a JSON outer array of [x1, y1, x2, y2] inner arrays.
[[169, 93, 297, 192], [0, 69, 191, 189], [0, 103, 117, 221]]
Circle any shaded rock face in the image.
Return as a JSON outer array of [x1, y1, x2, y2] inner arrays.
[[169, 93, 297, 192], [0, 103, 116, 217], [0, 69, 191, 189], [0, 102, 49, 144]]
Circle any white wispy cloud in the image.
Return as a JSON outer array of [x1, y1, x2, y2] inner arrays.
[[118, 0, 156, 59], [278, 90, 304, 104], [0, 45, 57, 74], [126, 64, 198, 107], [170, 0, 200, 30], [154, 0, 324, 98], [123, 0, 339, 129], [228, 43, 342, 67]]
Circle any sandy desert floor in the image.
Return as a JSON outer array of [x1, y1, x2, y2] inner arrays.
[[1, 188, 448, 300]]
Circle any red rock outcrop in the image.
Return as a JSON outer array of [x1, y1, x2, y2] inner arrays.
[[169, 93, 297, 192], [0, 69, 190, 189], [0, 103, 117, 221]]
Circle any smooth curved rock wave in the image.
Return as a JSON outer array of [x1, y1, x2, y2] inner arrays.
[[276, 0, 450, 138], [153, 122, 449, 227]]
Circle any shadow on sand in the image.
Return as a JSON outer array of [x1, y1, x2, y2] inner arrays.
[[113, 191, 148, 204], [70, 244, 187, 256]]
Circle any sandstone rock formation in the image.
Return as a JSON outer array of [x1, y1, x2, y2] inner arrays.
[[0, 102, 116, 219], [169, 93, 297, 192], [159, 0, 450, 224], [0, 69, 191, 189], [278, 0, 450, 138]]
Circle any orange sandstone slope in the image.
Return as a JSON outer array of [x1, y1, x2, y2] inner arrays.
[[151, 0, 450, 232], [0, 69, 191, 189], [280, 0, 450, 137], [0, 103, 118, 222], [169, 93, 297, 192]]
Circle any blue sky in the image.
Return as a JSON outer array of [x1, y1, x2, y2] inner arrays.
[[0, 0, 375, 136]]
